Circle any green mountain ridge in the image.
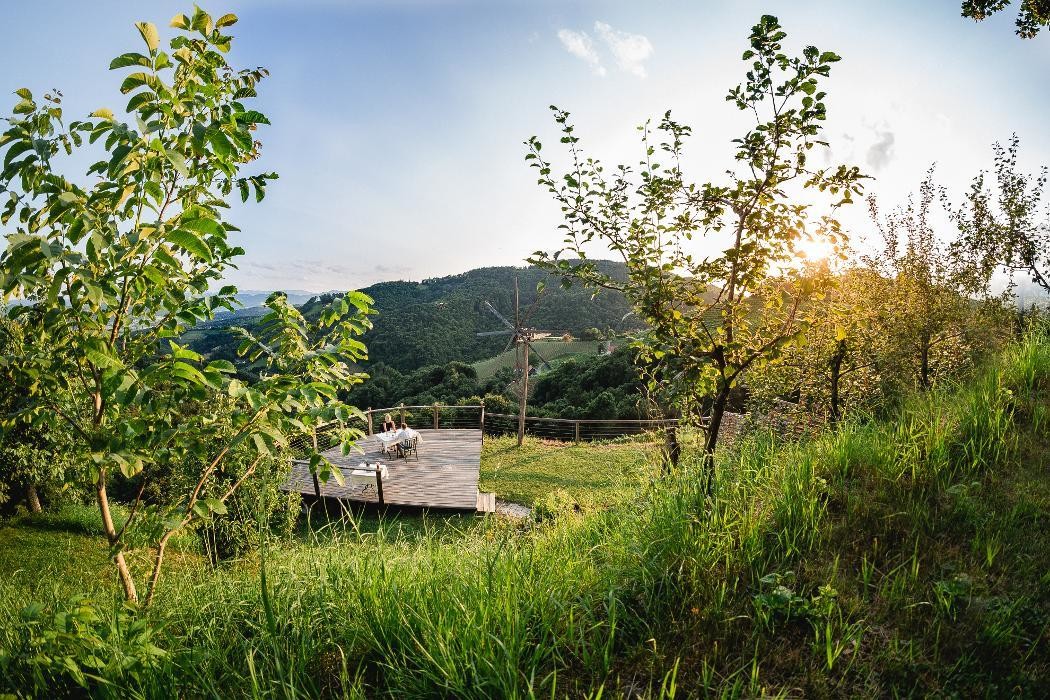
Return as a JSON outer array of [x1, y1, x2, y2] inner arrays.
[[188, 261, 642, 372]]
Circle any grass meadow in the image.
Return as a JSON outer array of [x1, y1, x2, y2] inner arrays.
[[0, 329, 1047, 697]]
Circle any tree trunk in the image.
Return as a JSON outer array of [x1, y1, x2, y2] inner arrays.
[[26, 483, 42, 513], [919, 336, 931, 390], [702, 385, 731, 498], [829, 339, 846, 424], [144, 532, 173, 607], [96, 474, 139, 603]]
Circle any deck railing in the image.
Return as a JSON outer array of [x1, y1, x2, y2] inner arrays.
[[362, 404, 677, 443], [292, 402, 808, 450]]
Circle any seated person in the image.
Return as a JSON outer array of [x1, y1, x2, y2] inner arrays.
[[400, 422, 420, 439], [380, 413, 396, 433]]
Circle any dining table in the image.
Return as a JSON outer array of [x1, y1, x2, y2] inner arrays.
[[375, 429, 422, 454]]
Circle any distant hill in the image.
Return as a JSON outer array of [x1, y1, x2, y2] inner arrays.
[[185, 262, 642, 372], [234, 289, 318, 308], [357, 262, 640, 370]]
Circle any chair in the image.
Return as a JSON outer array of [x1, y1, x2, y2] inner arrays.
[[397, 436, 418, 461]]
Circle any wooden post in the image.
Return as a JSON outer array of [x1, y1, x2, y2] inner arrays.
[[399, 402, 406, 426], [367, 408, 373, 435], [480, 399, 486, 445], [310, 428, 322, 502], [518, 343, 529, 446], [375, 465, 385, 506], [433, 403, 440, 430], [664, 424, 681, 474], [575, 420, 581, 444]]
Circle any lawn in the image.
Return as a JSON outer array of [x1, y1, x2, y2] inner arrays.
[[2, 333, 1047, 697], [471, 339, 602, 380], [479, 433, 661, 507]]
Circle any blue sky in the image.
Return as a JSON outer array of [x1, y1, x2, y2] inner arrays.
[[3, 0, 1048, 292]]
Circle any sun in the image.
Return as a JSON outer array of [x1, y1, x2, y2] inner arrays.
[[794, 234, 838, 263]]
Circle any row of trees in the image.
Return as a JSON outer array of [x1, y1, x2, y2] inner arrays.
[[528, 15, 1047, 494]]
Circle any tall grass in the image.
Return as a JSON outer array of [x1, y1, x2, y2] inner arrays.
[[1, 326, 1047, 697]]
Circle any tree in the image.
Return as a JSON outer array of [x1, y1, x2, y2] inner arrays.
[[0, 316, 80, 512], [957, 137, 1049, 297], [526, 15, 865, 493], [868, 172, 1008, 391], [961, 0, 1050, 38], [746, 264, 888, 423], [0, 7, 373, 604]]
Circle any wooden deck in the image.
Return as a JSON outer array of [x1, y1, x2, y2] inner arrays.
[[282, 429, 488, 511]]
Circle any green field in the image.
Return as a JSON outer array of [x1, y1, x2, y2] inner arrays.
[[471, 338, 603, 379], [2, 333, 1047, 697]]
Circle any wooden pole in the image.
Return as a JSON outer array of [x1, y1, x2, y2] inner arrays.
[[399, 402, 406, 426], [367, 407, 373, 435], [575, 420, 581, 444], [433, 402, 439, 430], [518, 341, 529, 447], [310, 427, 322, 503], [480, 399, 486, 445], [375, 466, 385, 506]]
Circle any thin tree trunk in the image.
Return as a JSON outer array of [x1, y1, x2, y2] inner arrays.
[[26, 483, 42, 513], [144, 532, 174, 607], [702, 385, 731, 498], [96, 474, 139, 602], [829, 339, 846, 424], [919, 336, 931, 390]]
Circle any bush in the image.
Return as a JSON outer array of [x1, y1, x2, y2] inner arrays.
[[0, 595, 165, 696], [196, 451, 302, 562]]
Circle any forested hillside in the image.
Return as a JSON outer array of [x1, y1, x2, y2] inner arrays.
[[186, 261, 640, 372]]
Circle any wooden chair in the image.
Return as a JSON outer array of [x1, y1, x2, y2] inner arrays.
[[397, 436, 418, 461]]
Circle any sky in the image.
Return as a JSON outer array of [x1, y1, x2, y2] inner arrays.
[[2, 0, 1048, 293]]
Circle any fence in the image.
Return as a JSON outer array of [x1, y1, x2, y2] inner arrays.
[[362, 404, 677, 443], [288, 401, 815, 451]]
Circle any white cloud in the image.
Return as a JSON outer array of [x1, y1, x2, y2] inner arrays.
[[557, 28, 606, 76], [556, 21, 653, 78], [866, 128, 895, 171], [593, 21, 653, 78]]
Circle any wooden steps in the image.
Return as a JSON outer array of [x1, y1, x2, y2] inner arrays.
[[476, 491, 496, 513]]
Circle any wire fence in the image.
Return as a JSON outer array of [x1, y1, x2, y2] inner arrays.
[[483, 413, 677, 442], [287, 400, 822, 453]]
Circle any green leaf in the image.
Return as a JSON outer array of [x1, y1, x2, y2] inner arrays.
[[170, 13, 190, 29], [215, 13, 238, 28], [13, 99, 35, 115], [234, 110, 270, 126], [172, 360, 206, 385], [207, 359, 237, 373], [181, 218, 223, 236], [136, 22, 160, 53], [166, 229, 212, 261], [90, 108, 115, 120], [14, 88, 32, 100], [252, 433, 270, 457], [119, 73, 151, 94], [109, 52, 151, 70], [165, 149, 189, 178], [126, 91, 154, 113], [204, 498, 227, 515], [207, 129, 232, 158]]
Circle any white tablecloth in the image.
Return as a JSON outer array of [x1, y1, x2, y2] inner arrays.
[[376, 429, 422, 451]]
